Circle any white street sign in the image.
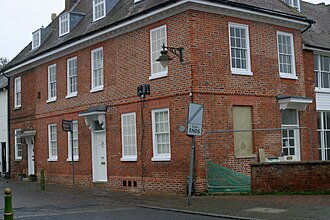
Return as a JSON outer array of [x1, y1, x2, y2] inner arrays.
[[187, 103, 203, 136]]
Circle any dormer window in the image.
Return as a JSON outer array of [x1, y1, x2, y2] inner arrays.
[[59, 13, 70, 36], [32, 29, 41, 50], [282, 0, 300, 11], [93, 0, 106, 21]]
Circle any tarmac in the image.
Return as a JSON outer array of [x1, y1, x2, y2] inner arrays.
[[1, 178, 330, 220]]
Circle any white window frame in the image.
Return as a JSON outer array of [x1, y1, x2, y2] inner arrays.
[[151, 108, 171, 161], [150, 25, 168, 80], [282, 0, 300, 11], [14, 129, 22, 160], [277, 31, 297, 79], [47, 64, 57, 102], [91, 47, 104, 92], [48, 124, 58, 161], [314, 54, 330, 93], [318, 111, 330, 160], [66, 57, 78, 98], [67, 121, 79, 161], [14, 77, 21, 108], [32, 29, 41, 50], [93, 0, 106, 22], [281, 109, 300, 161], [228, 23, 252, 76], [59, 12, 70, 37], [121, 112, 137, 162]]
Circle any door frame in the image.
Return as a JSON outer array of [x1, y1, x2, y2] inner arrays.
[[91, 130, 107, 182], [25, 136, 35, 175]]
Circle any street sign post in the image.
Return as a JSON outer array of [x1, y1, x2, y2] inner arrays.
[[187, 103, 204, 206], [62, 120, 74, 189]]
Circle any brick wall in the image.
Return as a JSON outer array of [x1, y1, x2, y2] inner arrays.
[[10, 68, 36, 177], [9, 10, 317, 194], [251, 161, 330, 192]]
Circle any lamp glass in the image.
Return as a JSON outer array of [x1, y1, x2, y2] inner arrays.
[[160, 59, 169, 68]]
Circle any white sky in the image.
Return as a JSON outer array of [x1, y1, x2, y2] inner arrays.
[[0, 0, 329, 60]]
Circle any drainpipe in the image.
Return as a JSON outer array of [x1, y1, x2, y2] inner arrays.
[[2, 72, 10, 179], [301, 22, 312, 34]]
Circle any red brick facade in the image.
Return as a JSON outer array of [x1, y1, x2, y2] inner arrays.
[[251, 161, 330, 192], [9, 9, 317, 193]]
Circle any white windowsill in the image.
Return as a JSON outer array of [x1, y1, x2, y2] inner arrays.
[[149, 71, 168, 80], [13, 106, 21, 110], [59, 31, 69, 37], [66, 92, 78, 99], [151, 157, 171, 162], [315, 88, 330, 94], [47, 158, 58, 162], [46, 98, 57, 103], [93, 15, 105, 23], [231, 70, 253, 76], [90, 86, 104, 93], [15, 158, 22, 162], [121, 157, 137, 162], [280, 73, 297, 80], [67, 158, 79, 162]]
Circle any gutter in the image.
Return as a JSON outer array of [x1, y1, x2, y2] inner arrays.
[[303, 44, 330, 53], [301, 20, 315, 34], [1, 72, 10, 178]]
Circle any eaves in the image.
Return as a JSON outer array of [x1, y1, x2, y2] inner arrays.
[[303, 44, 330, 55]]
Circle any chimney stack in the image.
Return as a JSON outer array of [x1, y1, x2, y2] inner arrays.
[[51, 13, 57, 21], [65, 0, 78, 11]]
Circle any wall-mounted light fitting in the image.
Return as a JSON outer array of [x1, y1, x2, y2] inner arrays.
[[137, 84, 150, 98], [156, 43, 184, 68]]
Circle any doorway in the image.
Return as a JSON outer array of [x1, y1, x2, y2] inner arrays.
[[92, 130, 107, 182]]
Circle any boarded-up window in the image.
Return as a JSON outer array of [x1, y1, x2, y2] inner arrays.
[[233, 106, 253, 156]]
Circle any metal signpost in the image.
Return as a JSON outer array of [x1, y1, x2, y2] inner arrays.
[[62, 120, 74, 188], [187, 103, 203, 206]]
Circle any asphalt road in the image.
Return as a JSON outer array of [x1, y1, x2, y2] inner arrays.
[[1, 187, 229, 220], [16, 207, 228, 220]]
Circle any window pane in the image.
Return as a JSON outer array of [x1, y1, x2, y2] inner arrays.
[[153, 109, 170, 157], [281, 109, 297, 125], [150, 26, 167, 75], [92, 49, 104, 89], [317, 112, 322, 129], [278, 33, 294, 75], [122, 113, 137, 158], [230, 24, 249, 71]]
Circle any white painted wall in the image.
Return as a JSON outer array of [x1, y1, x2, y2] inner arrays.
[[316, 92, 330, 111], [0, 89, 8, 143], [0, 89, 8, 174]]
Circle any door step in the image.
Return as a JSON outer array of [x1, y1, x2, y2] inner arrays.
[[92, 182, 108, 190]]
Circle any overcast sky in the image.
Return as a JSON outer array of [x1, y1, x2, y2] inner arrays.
[[0, 0, 329, 60]]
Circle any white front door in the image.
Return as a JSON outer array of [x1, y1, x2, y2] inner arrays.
[[92, 131, 107, 182], [27, 139, 35, 175]]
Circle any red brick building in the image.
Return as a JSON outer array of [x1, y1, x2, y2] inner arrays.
[[1, 0, 318, 193]]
